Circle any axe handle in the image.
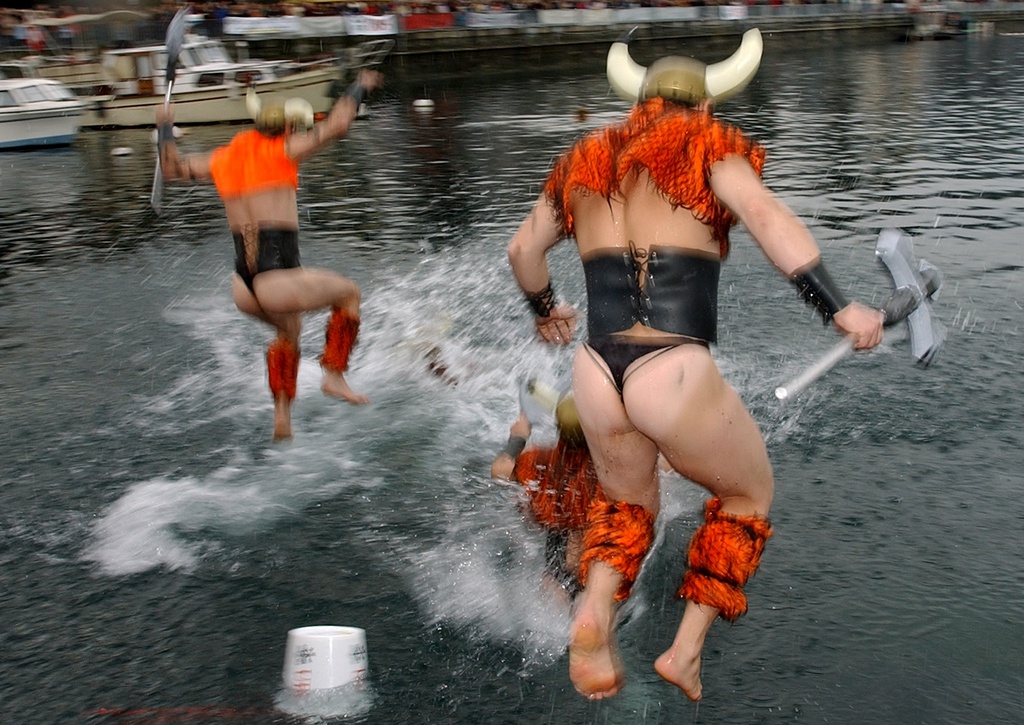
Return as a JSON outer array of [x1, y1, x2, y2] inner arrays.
[[774, 286, 920, 402], [775, 336, 854, 401]]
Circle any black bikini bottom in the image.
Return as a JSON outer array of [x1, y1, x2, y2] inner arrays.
[[586, 336, 708, 394], [233, 227, 301, 293]]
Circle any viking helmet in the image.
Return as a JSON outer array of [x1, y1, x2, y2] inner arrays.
[[246, 87, 315, 136], [555, 391, 585, 447], [607, 28, 763, 105]]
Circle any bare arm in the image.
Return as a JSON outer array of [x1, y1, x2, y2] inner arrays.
[[156, 106, 213, 183], [507, 194, 577, 344], [285, 69, 382, 164], [491, 413, 531, 480], [709, 154, 820, 276], [710, 154, 883, 349]]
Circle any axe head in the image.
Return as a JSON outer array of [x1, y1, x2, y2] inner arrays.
[[874, 229, 946, 365]]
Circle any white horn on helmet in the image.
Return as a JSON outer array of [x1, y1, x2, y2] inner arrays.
[[606, 28, 646, 103], [284, 98, 314, 131], [704, 28, 763, 103], [246, 86, 261, 121], [606, 28, 763, 105]]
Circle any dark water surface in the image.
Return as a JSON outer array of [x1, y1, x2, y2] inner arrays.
[[1, 33, 1022, 725]]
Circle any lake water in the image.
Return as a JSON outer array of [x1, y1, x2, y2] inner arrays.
[[1, 31, 1022, 725]]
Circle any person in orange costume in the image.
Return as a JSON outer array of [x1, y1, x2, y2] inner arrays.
[[491, 388, 604, 599], [506, 29, 884, 701], [157, 69, 382, 441]]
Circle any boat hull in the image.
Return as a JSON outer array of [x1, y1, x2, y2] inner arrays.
[[80, 67, 342, 129], [0, 105, 83, 150]]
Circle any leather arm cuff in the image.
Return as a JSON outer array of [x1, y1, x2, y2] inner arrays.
[[502, 435, 528, 459], [792, 262, 849, 325], [523, 283, 556, 318]]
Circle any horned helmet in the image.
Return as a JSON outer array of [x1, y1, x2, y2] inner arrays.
[[606, 27, 763, 106], [246, 87, 315, 137], [555, 391, 585, 447]]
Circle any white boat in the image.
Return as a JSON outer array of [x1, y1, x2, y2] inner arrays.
[[76, 35, 388, 129], [0, 77, 85, 150]]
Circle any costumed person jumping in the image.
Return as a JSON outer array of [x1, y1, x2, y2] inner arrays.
[[506, 29, 883, 701], [157, 69, 383, 441], [491, 385, 604, 600]]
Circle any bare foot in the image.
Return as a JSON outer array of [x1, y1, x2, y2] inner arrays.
[[273, 394, 293, 442], [653, 599, 717, 700], [568, 599, 623, 699], [321, 370, 369, 405], [654, 643, 702, 701]]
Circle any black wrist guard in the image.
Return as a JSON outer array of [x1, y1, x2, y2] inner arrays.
[[792, 262, 849, 325], [157, 121, 175, 148], [345, 81, 366, 108], [502, 434, 527, 459], [524, 283, 556, 318]]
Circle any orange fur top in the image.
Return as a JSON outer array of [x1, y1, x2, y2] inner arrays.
[[543, 98, 765, 258], [512, 439, 602, 530], [209, 130, 299, 199]]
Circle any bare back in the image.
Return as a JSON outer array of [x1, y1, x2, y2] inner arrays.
[[222, 188, 300, 232], [572, 169, 720, 260]]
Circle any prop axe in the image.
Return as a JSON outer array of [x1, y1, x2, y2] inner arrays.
[[775, 228, 945, 401], [150, 7, 191, 215]]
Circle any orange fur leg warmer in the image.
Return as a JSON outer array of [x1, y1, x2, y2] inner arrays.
[[319, 307, 360, 373], [577, 499, 656, 602], [267, 338, 300, 401], [679, 497, 773, 622]]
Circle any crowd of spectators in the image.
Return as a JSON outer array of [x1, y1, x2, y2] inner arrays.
[[1, 0, 1005, 52], [0, 0, 757, 50]]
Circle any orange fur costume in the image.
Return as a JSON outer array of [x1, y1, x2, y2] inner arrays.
[[512, 439, 604, 530], [578, 499, 656, 601], [680, 497, 773, 621], [267, 338, 299, 401], [320, 307, 360, 373], [543, 97, 765, 259], [208, 129, 299, 199]]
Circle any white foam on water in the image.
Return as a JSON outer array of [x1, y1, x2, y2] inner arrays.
[[274, 681, 375, 721], [402, 495, 574, 664]]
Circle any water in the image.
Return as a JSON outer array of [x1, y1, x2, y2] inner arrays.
[[2, 34, 1022, 724]]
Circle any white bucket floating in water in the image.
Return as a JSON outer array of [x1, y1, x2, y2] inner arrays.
[[412, 98, 434, 112], [110, 147, 133, 157], [282, 625, 368, 693]]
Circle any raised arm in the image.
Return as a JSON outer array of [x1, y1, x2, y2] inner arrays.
[[507, 194, 577, 344], [710, 154, 882, 349], [285, 69, 383, 164], [156, 105, 213, 183], [491, 412, 532, 480]]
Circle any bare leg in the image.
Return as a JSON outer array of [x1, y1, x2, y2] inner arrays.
[[319, 304, 369, 405], [234, 276, 303, 440], [623, 345, 775, 700], [654, 600, 717, 701], [251, 268, 369, 405], [569, 561, 624, 699], [566, 347, 661, 699]]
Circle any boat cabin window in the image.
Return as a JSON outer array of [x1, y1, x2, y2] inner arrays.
[[0, 91, 15, 108], [194, 44, 233, 64], [1, 67, 23, 80], [14, 85, 48, 104], [197, 73, 225, 87], [39, 84, 77, 102], [234, 71, 263, 85]]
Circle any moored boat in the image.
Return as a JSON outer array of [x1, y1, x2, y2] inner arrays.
[[76, 34, 359, 129], [0, 76, 85, 150]]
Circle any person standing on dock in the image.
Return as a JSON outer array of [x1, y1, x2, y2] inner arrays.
[[156, 69, 383, 441], [506, 29, 883, 701]]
